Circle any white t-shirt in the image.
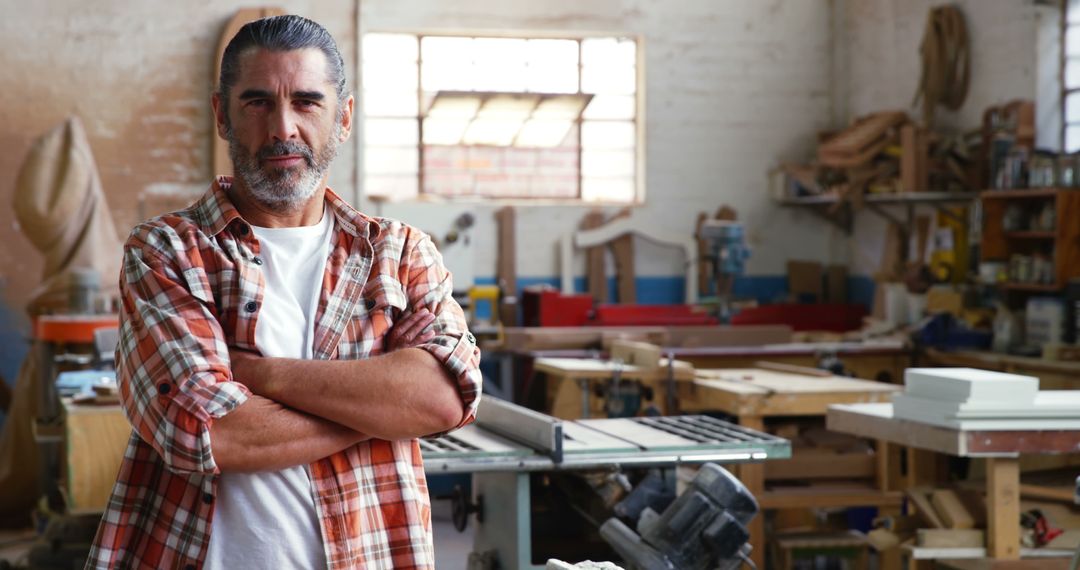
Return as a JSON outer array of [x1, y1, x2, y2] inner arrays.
[[204, 206, 335, 570]]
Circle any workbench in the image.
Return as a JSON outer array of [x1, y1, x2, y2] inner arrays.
[[676, 368, 903, 569], [827, 403, 1080, 564], [534, 356, 695, 419]]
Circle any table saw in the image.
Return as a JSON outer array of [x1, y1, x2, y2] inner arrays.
[[422, 397, 791, 569]]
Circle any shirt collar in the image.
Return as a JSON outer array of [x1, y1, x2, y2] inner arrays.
[[192, 176, 382, 240]]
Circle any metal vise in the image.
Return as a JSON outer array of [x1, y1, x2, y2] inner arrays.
[[599, 463, 758, 570]]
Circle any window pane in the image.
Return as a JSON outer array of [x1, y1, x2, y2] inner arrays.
[[365, 175, 419, 199], [1067, 93, 1080, 123], [364, 34, 418, 62], [365, 146, 418, 175], [363, 61, 418, 91], [422, 37, 474, 62], [473, 38, 528, 92], [1067, 125, 1080, 153], [422, 60, 473, 91], [582, 149, 634, 177], [1068, 26, 1080, 56], [582, 95, 636, 119], [365, 118, 418, 146], [582, 121, 635, 149], [527, 39, 578, 66], [422, 118, 471, 145], [582, 177, 635, 202], [582, 64, 636, 94], [515, 119, 574, 147], [526, 64, 579, 93], [363, 90, 418, 117], [582, 38, 636, 67], [1070, 1, 1080, 25], [1067, 58, 1080, 89]]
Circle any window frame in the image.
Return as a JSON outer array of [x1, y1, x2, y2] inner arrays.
[[359, 30, 646, 206]]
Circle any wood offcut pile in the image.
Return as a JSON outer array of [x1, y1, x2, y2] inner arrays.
[[780, 110, 977, 205]]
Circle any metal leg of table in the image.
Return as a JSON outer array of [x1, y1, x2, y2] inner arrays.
[[987, 457, 1021, 560]]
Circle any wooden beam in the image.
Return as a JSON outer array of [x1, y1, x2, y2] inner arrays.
[[986, 457, 1021, 559]]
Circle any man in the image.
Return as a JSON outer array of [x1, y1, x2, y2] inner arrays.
[[87, 15, 481, 569]]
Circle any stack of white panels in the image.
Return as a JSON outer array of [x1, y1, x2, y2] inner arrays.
[[893, 368, 1080, 430]]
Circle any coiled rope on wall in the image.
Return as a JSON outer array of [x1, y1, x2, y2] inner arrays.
[[913, 5, 970, 126]]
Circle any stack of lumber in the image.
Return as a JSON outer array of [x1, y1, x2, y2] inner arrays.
[[893, 368, 1080, 430]]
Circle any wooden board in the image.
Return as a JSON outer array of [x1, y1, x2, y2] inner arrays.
[[918, 529, 985, 548], [763, 449, 876, 480], [932, 489, 976, 529], [534, 357, 695, 382], [63, 401, 130, 512], [580, 210, 607, 303], [212, 7, 286, 177], [495, 206, 517, 299]]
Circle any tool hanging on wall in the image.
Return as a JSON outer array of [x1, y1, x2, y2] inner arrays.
[[912, 5, 970, 127]]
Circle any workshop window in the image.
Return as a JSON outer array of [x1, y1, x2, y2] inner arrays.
[[1065, 0, 1080, 151], [361, 33, 641, 203]]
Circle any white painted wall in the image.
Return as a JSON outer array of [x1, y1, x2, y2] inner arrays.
[[363, 0, 849, 286]]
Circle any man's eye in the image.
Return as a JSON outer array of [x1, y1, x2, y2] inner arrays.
[[248, 99, 270, 108], [297, 100, 317, 108]]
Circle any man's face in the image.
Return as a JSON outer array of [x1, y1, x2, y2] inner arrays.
[[213, 48, 353, 212]]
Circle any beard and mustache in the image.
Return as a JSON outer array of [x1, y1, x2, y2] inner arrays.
[[225, 122, 342, 213]]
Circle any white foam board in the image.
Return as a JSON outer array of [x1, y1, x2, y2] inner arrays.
[[903, 368, 1038, 404], [896, 412, 1080, 431], [893, 392, 1080, 419]]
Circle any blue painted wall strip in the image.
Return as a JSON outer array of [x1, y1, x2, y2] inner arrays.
[[468, 275, 877, 319]]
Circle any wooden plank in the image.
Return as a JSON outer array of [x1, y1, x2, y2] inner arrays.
[[738, 414, 766, 570], [495, 206, 517, 299], [917, 529, 985, 548], [758, 486, 904, 509], [580, 210, 607, 303], [753, 360, 832, 377], [763, 449, 875, 480], [609, 340, 661, 368], [987, 457, 1021, 559], [63, 402, 130, 512], [212, 7, 285, 177], [907, 487, 947, 529], [787, 260, 823, 303], [932, 489, 976, 529]]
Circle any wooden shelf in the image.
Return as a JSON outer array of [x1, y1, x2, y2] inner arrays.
[[780, 192, 979, 206], [980, 188, 1065, 199], [1004, 231, 1055, 239], [998, 282, 1061, 292], [758, 486, 903, 509]]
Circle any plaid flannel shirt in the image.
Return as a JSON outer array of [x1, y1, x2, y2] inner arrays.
[[87, 177, 482, 569]]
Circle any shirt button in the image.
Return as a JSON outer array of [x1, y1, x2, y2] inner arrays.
[[252, 256, 263, 265], [467, 332, 476, 343], [158, 383, 171, 395], [202, 492, 213, 504], [245, 301, 258, 313], [238, 225, 250, 236], [365, 299, 376, 310]]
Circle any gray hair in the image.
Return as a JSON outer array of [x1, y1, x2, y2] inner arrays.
[[217, 15, 348, 110]]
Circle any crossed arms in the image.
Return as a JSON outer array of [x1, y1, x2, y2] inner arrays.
[[116, 223, 481, 475]]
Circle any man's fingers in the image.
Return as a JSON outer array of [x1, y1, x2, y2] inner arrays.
[[396, 310, 435, 341]]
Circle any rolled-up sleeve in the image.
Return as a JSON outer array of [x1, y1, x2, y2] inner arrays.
[[116, 224, 250, 475], [401, 231, 482, 432]]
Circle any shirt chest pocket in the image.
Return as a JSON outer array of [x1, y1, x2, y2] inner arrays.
[[344, 278, 408, 357]]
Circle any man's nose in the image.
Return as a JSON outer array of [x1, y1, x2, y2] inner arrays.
[[268, 105, 299, 142]]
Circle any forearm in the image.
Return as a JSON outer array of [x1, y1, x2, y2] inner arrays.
[[237, 348, 464, 440], [210, 394, 369, 472]]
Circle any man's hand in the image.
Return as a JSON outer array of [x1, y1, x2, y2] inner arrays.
[[385, 309, 436, 352]]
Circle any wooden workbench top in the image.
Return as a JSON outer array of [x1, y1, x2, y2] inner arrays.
[[533, 356, 696, 381], [827, 403, 1080, 457], [694, 369, 901, 395]]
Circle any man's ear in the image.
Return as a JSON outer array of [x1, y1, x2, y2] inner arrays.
[[211, 92, 229, 139], [338, 95, 354, 143]]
